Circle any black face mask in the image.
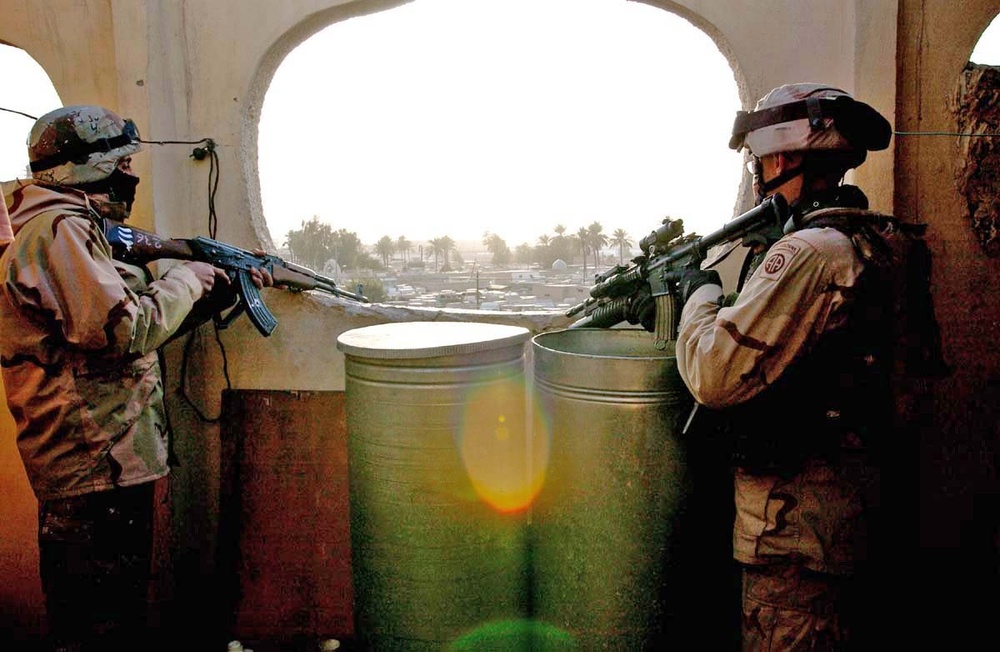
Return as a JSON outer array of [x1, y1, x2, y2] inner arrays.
[[76, 168, 141, 218], [105, 168, 140, 212]]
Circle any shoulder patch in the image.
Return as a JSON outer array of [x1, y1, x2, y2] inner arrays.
[[758, 241, 801, 281]]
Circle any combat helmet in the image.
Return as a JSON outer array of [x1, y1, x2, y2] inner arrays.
[[729, 83, 891, 163], [28, 105, 142, 186]]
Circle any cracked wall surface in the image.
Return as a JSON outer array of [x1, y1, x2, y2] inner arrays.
[[954, 63, 1000, 257]]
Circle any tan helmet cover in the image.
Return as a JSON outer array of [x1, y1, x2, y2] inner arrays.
[[730, 83, 890, 159], [28, 105, 143, 185]]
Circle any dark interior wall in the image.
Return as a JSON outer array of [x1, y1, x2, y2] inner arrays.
[[896, 0, 1000, 642], [217, 390, 353, 648]]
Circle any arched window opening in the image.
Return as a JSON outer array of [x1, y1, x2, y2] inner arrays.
[[258, 0, 741, 303], [0, 43, 61, 180], [971, 15, 1000, 64]]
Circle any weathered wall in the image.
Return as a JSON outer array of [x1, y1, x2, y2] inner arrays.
[[1, 0, 996, 644], [894, 1, 1000, 637]]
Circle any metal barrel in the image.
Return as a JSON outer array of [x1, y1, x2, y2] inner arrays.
[[529, 328, 696, 649], [336, 322, 534, 651]]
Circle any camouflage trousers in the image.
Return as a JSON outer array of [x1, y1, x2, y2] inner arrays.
[[741, 562, 872, 652], [38, 483, 156, 652]]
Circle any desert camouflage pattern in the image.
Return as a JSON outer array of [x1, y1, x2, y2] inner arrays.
[[0, 190, 11, 247], [675, 221, 872, 575], [741, 562, 845, 651], [28, 105, 143, 186], [0, 180, 203, 501]]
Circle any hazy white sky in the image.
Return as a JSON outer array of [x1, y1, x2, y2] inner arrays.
[[5, 1, 1000, 247], [258, 0, 742, 246], [0, 47, 61, 179]]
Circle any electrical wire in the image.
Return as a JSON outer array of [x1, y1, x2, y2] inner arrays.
[[178, 324, 232, 423], [137, 137, 219, 238], [0, 106, 36, 120], [139, 136, 229, 422], [894, 130, 1000, 137]]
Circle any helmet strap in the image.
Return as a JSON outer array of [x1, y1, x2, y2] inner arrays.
[[755, 162, 804, 205]]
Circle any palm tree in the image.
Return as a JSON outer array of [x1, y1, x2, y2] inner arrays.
[[549, 225, 573, 267], [374, 236, 395, 268], [483, 231, 511, 266], [587, 221, 607, 273], [429, 236, 456, 271], [396, 235, 412, 265], [428, 238, 444, 272], [537, 234, 551, 248], [439, 235, 456, 271], [610, 228, 633, 265], [575, 226, 590, 281]]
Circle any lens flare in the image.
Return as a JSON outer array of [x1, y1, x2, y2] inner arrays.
[[458, 377, 549, 513], [448, 618, 577, 651]]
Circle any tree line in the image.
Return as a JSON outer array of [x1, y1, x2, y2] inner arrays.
[[282, 216, 654, 277]]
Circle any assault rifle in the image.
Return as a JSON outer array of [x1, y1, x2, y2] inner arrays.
[[566, 194, 790, 348], [100, 220, 369, 337]]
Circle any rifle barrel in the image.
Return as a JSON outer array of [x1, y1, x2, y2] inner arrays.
[[658, 194, 789, 268]]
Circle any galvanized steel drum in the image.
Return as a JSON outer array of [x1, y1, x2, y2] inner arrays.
[[337, 321, 534, 651], [530, 328, 695, 649]]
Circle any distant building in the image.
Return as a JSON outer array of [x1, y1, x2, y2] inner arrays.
[[509, 270, 544, 282]]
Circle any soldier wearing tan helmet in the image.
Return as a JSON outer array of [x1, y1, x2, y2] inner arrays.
[[0, 105, 269, 651], [669, 83, 896, 650]]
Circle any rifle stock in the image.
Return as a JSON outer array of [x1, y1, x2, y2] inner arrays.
[[100, 220, 369, 337], [566, 194, 790, 342]]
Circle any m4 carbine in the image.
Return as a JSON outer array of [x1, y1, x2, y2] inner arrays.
[[566, 194, 790, 349], [100, 220, 369, 337]]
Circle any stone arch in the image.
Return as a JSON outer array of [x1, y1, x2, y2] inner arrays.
[[241, 0, 747, 251], [633, 0, 754, 215], [241, 0, 413, 250], [0, 43, 62, 180]]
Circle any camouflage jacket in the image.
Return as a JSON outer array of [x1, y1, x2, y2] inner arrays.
[[676, 203, 884, 576], [0, 180, 204, 501]]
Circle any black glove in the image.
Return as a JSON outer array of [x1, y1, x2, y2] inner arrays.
[[667, 268, 722, 305], [624, 286, 656, 332]]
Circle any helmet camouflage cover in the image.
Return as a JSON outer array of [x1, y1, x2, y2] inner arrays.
[[28, 105, 143, 185], [729, 83, 891, 160]]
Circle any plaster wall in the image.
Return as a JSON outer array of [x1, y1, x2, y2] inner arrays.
[[1, 0, 996, 644], [895, 0, 1000, 551]]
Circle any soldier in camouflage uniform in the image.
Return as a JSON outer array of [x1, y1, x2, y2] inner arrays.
[[670, 84, 896, 651], [0, 105, 270, 652]]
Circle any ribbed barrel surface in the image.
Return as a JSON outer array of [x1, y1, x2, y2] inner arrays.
[[337, 322, 533, 651], [530, 328, 694, 650]]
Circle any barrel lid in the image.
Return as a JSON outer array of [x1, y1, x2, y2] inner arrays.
[[336, 321, 531, 359]]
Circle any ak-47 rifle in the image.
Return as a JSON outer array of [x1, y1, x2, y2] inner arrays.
[[100, 220, 369, 337], [566, 194, 790, 348]]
